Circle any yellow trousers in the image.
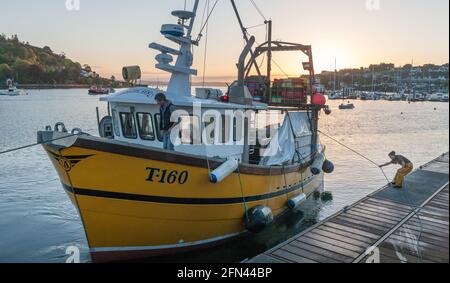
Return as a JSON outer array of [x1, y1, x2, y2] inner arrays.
[[394, 163, 414, 187]]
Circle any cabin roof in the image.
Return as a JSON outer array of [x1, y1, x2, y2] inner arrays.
[[100, 87, 267, 110]]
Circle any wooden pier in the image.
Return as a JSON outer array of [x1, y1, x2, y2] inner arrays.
[[248, 153, 449, 263]]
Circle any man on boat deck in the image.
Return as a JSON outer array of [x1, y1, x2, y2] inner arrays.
[[155, 93, 177, 151], [379, 151, 414, 189]]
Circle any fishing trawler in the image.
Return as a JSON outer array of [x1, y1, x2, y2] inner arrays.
[[38, 0, 334, 262]]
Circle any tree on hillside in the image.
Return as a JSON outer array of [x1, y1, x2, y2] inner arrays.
[[42, 46, 53, 54], [11, 34, 19, 44], [28, 64, 44, 83], [0, 63, 12, 83]]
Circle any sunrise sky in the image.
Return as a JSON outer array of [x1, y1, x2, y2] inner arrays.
[[1, 0, 449, 81]]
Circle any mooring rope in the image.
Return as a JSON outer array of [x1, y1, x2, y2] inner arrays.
[[0, 134, 81, 155], [236, 165, 249, 220], [318, 130, 391, 183], [318, 129, 425, 262]]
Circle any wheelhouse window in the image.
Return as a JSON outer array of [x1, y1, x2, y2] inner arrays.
[[120, 112, 137, 139], [179, 115, 201, 145], [136, 113, 155, 141], [154, 114, 163, 142], [112, 109, 121, 137], [203, 115, 245, 145]]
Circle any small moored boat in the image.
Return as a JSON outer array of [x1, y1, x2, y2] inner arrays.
[[0, 80, 28, 96], [88, 86, 110, 95]]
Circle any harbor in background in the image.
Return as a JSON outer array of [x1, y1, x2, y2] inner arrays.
[[1, 89, 448, 262]]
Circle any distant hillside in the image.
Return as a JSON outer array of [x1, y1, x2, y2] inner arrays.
[[0, 34, 116, 86]]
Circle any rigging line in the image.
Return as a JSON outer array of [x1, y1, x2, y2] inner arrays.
[[256, 23, 268, 69], [258, 52, 266, 70], [272, 58, 290, 78], [197, 0, 220, 39], [249, 0, 267, 21], [253, 36, 288, 77], [0, 133, 81, 155], [252, 36, 289, 78], [245, 23, 267, 30], [202, 0, 210, 87], [199, 0, 209, 31]]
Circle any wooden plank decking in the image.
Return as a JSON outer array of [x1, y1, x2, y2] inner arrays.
[[248, 152, 449, 263]]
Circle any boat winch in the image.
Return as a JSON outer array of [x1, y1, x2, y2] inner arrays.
[[209, 159, 239, 183], [287, 193, 307, 210], [245, 205, 274, 233]]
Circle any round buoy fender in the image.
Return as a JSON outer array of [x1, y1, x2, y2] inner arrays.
[[311, 93, 327, 106], [311, 153, 325, 175], [245, 205, 273, 233], [322, 160, 335, 174]]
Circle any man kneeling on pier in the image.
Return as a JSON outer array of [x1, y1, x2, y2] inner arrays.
[[379, 151, 414, 189]]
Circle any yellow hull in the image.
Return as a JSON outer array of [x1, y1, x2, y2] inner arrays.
[[42, 135, 323, 262]]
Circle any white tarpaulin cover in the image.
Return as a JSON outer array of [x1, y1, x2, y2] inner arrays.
[[260, 112, 313, 166]]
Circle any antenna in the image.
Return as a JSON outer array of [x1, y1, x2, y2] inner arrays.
[[148, 0, 200, 97]]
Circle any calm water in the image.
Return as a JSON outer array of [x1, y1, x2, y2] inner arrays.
[[0, 89, 448, 263]]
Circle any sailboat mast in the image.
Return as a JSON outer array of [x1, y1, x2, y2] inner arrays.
[[333, 58, 337, 92], [372, 68, 375, 93]]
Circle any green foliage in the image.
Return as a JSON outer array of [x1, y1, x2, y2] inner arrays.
[[0, 63, 12, 82], [0, 35, 92, 85]]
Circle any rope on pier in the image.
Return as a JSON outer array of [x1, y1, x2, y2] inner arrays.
[[318, 129, 425, 262]]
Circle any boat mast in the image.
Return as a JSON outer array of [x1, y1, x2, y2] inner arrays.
[[230, 0, 266, 94], [266, 20, 272, 102], [149, 0, 200, 98], [186, 0, 200, 38]]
